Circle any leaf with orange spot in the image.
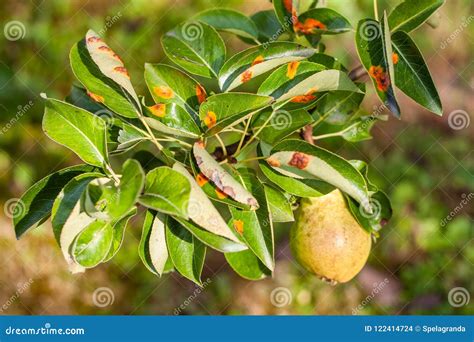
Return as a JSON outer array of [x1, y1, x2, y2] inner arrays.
[[148, 104, 166, 118], [286, 61, 300, 79], [203, 111, 217, 129], [153, 86, 174, 99], [143, 102, 200, 138], [86, 91, 104, 103], [215, 188, 228, 199], [295, 8, 351, 35], [233, 220, 244, 235], [195, 84, 207, 104]]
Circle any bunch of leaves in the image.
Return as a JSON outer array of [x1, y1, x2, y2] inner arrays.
[[13, 0, 444, 285]]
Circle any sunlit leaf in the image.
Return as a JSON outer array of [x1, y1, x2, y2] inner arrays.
[[388, 0, 445, 33]]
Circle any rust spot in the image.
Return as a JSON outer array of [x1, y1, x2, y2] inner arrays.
[[241, 69, 253, 83], [98, 45, 111, 52], [112, 53, 123, 63], [283, 0, 293, 13], [267, 157, 281, 167], [196, 84, 207, 104], [289, 152, 310, 169], [114, 66, 130, 78], [153, 86, 174, 99], [233, 220, 244, 235], [368, 65, 390, 92], [87, 91, 104, 103], [203, 111, 217, 128], [290, 87, 318, 103], [195, 140, 205, 148], [294, 18, 326, 34], [251, 55, 264, 66], [149, 103, 166, 118], [392, 52, 399, 65], [196, 173, 208, 187], [287, 61, 300, 79], [87, 36, 102, 43], [215, 188, 228, 199]]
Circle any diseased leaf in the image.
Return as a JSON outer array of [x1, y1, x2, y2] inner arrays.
[[267, 139, 371, 209], [85, 30, 140, 107], [388, 0, 445, 33], [264, 185, 294, 222], [194, 8, 259, 41], [391, 31, 442, 115], [72, 219, 114, 268], [139, 166, 191, 218], [199, 92, 273, 135], [225, 249, 271, 280], [166, 216, 206, 285], [42, 97, 108, 167], [229, 169, 274, 271], [218, 42, 315, 91], [139, 210, 170, 276], [13, 165, 95, 238], [355, 17, 400, 117], [161, 21, 226, 78], [294, 8, 352, 36], [308, 53, 346, 70], [173, 162, 240, 242], [193, 142, 259, 209]]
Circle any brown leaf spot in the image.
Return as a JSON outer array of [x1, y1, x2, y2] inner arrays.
[[196, 84, 207, 104], [294, 18, 327, 34], [266, 157, 281, 167], [233, 220, 244, 235], [283, 0, 293, 13], [196, 173, 208, 187], [87, 36, 103, 43], [392, 52, 399, 65], [86, 91, 104, 103], [153, 86, 174, 99], [215, 188, 228, 199], [290, 87, 318, 103], [98, 45, 112, 52], [241, 69, 253, 83], [289, 152, 310, 169], [149, 103, 166, 118], [112, 53, 123, 63], [251, 55, 264, 66], [286, 61, 300, 80], [114, 66, 130, 78], [203, 111, 217, 128], [368, 65, 390, 92]]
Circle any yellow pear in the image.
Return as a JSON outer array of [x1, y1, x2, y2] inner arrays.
[[291, 189, 371, 284]]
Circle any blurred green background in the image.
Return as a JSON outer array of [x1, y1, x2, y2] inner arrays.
[[0, 0, 472, 315]]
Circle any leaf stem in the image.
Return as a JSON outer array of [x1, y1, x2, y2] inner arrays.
[[235, 118, 251, 155], [105, 164, 120, 185], [373, 0, 379, 21], [238, 156, 267, 163], [138, 116, 164, 150], [240, 111, 274, 152], [214, 133, 227, 156]]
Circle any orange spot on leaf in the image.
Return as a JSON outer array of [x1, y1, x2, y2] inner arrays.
[[288, 152, 310, 169], [241, 69, 253, 83], [294, 18, 326, 34], [286, 61, 300, 79], [98, 45, 112, 52], [368, 65, 390, 92], [203, 111, 217, 128], [87, 36, 103, 43], [290, 87, 318, 103], [215, 188, 228, 199], [196, 84, 207, 104], [196, 173, 208, 187], [392, 52, 399, 65], [149, 104, 166, 118], [251, 55, 264, 66], [114, 66, 130, 78], [267, 157, 281, 167], [87, 91, 104, 103], [233, 220, 244, 235], [153, 86, 174, 99]]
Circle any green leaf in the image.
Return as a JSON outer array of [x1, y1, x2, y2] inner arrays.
[[85, 30, 140, 107], [13, 165, 95, 239], [51, 172, 103, 242], [308, 53, 346, 70], [71, 219, 114, 268], [172, 162, 241, 242], [355, 17, 400, 117], [139, 166, 191, 218], [258, 62, 361, 106], [267, 139, 371, 209], [144, 63, 206, 122], [172, 217, 247, 253], [112, 120, 148, 154], [225, 249, 271, 280], [161, 21, 226, 78], [193, 142, 259, 209], [194, 8, 259, 41], [105, 159, 144, 219], [251, 108, 313, 144], [199, 92, 273, 135], [218, 42, 315, 91], [264, 184, 294, 222], [345, 190, 392, 234], [391, 31, 442, 115], [70, 39, 138, 118], [388, 0, 445, 33], [229, 169, 274, 271], [42, 97, 108, 167], [143, 102, 201, 138], [245, 10, 283, 44], [337, 117, 378, 142], [66, 84, 106, 113], [166, 216, 206, 285], [138, 210, 170, 276], [273, 0, 295, 32], [103, 208, 137, 262], [294, 8, 352, 36]]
